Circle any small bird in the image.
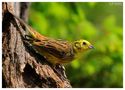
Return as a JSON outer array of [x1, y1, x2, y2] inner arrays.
[[32, 39, 94, 64], [8, 12, 94, 65]]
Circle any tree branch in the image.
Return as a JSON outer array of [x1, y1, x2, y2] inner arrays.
[[2, 2, 72, 88]]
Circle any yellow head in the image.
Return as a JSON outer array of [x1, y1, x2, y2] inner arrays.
[[73, 39, 94, 53]]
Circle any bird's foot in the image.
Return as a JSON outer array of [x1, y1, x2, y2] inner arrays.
[[53, 64, 67, 80]]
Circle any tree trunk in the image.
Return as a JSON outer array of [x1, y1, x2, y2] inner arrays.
[[2, 2, 72, 88]]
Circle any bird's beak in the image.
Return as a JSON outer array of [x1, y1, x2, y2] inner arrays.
[[89, 45, 94, 49]]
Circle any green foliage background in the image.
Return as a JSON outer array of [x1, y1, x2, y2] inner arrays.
[[29, 2, 123, 88]]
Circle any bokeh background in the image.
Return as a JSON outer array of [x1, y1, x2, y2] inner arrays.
[[29, 2, 123, 88]]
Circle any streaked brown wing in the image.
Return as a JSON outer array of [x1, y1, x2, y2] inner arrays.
[[32, 39, 74, 59]]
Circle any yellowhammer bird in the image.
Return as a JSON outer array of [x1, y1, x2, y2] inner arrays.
[[8, 11, 94, 65]]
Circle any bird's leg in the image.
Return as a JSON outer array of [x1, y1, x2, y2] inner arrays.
[[57, 64, 66, 77], [52, 64, 67, 80]]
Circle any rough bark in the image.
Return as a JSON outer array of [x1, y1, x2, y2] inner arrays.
[[2, 2, 72, 88]]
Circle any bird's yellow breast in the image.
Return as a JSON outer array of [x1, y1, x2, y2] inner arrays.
[[42, 52, 74, 64]]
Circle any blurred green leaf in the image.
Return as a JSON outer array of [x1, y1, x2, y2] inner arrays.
[[29, 2, 123, 88]]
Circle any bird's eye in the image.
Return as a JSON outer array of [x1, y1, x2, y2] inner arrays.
[[83, 42, 86, 45]]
